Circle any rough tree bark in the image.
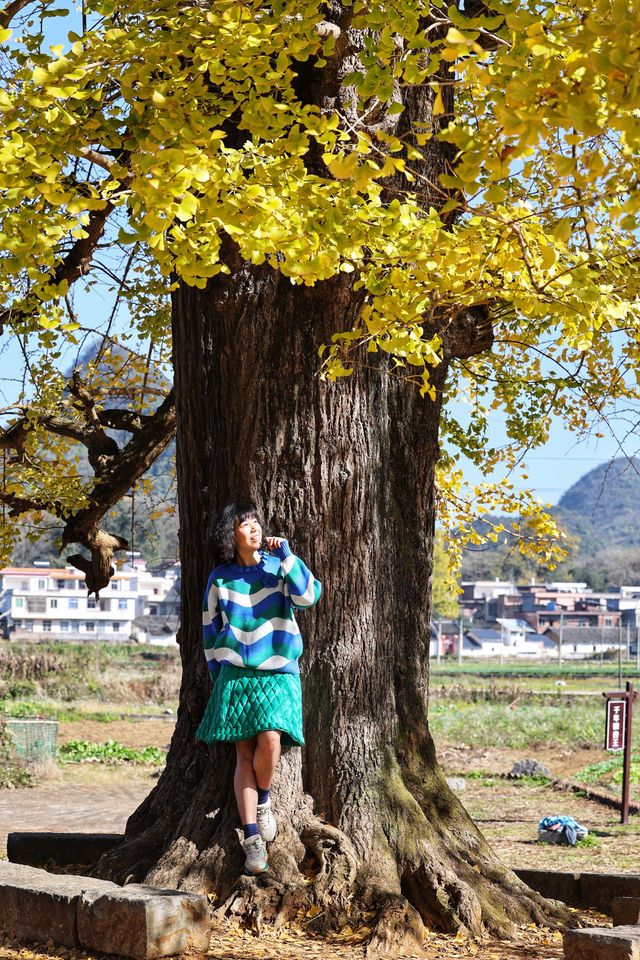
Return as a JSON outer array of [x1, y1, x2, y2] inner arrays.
[[94, 5, 569, 950]]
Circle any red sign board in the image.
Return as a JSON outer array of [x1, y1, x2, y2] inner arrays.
[[605, 699, 626, 751]]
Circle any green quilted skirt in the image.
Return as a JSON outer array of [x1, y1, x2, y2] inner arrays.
[[196, 664, 304, 747]]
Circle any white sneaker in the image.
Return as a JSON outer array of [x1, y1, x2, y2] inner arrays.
[[242, 834, 268, 874], [256, 798, 277, 842]]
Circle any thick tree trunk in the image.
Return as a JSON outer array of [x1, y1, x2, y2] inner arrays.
[[94, 255, 565, 950]]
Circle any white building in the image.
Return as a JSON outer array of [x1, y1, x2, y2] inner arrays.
[[0, 562, 138, 641], [123, 557, 180, 619]]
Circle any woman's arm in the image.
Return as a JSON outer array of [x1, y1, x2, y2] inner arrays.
[[202, 576, 223, 680], [268, 539, 322, 609]]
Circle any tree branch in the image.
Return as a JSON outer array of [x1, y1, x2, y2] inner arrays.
[[0, 419, 32, 462], [0, 381, 176, 595], [0, 165, 133, 333], [0, 490, 57, 517], [0, 0, 30, 29], [60, 387, 176, 595], [96, 409, 154, 432]]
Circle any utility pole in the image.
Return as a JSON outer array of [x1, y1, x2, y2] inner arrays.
[[458, 618, 463, 665], [558, 612, 564, 670], [618, 620, 623, 688], [436, 620, 442, 665]]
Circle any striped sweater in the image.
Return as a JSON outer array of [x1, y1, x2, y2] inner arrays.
[[202, 540, 321, 678]]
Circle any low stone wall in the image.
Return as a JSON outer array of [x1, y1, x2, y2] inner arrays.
[[563, 925, 640, 959], [515, 868, 640, 912], [0, 862, 210, 959], [7, 831, 123, 867]]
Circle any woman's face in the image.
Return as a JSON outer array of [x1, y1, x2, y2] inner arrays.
[[234, 515, 262, 555]]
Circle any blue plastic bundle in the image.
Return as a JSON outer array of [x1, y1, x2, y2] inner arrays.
[[538, 815, 589, 846]]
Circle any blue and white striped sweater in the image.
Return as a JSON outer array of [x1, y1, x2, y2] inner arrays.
[[202, 540, 321, 678]]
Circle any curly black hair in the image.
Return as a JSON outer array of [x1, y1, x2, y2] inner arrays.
[[212, 501, 266, 564]]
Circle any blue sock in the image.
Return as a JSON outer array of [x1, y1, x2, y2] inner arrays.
[[243, 823, 259, 840], [257, 785, 270, 806]]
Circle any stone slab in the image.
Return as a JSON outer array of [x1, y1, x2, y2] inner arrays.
[[612, 897, 640, 926], [580, 874, 640, 912], [514, 869, 582, 905], [563, 926, 640, 960], [77, 883, 211, 959], [445, 777, 466, 791], [7, 831, 124, 866], [0, 861, 117, 947]]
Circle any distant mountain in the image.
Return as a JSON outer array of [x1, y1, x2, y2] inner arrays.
[[460, 457, 640, 589], [554, 457, 640, 555]]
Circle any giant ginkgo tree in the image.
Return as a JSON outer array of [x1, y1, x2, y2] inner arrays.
[[1, 0, 640, 950]]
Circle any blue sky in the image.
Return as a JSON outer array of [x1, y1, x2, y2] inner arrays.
[[456, 411, 629, 505]]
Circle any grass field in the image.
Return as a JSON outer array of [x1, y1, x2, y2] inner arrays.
[[0, 641, 181, 721], [430, 658, 640, 692], [2, 645, 639, 799]]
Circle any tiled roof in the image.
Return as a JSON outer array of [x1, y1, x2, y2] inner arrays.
[[1, 566, 131, 579]]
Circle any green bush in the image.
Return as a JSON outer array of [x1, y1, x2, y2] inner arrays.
[[58, 738, 166, 765], [574, 755, 640, 786], [8, 679, 37, 699]]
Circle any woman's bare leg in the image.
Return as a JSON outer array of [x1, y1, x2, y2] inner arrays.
[[253, 730, 281, 794], [234, 737, 258, 825]]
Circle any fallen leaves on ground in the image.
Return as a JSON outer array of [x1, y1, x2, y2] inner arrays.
[[0, 910, 611, 960]]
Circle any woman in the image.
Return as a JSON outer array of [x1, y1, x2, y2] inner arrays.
[[197, 502, 321, 874]]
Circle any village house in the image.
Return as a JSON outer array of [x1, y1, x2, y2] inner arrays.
[[543, 625, 624, 658], [0, 558, 180, 643]]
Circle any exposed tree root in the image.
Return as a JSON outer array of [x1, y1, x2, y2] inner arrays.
[[94, 790, 572, 958], [92, 736, 573, 953]]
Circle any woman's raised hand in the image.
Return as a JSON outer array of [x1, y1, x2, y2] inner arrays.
[[264, 536, 286, 551]]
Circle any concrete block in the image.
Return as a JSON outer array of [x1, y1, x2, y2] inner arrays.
[[564, 926, 640, 960], [7, 832, 124, 867], [539, 828, 570, 845], [0, 861, 117, 947], [514, 868, 581, 905], [580, 874, 640, 912], [77, 883, 211, 959], [445, 777, 466, 791], [612, 897, 640, 926]]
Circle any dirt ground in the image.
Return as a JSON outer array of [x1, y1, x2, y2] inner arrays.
[[6, 720, 639, 875], [0, 917, 583, 960], [436, 739, 640, 874], [57, 717, 176, 749], [0, 720, 637, 960]]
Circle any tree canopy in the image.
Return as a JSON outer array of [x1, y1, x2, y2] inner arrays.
[[0, 0, 639, 577]]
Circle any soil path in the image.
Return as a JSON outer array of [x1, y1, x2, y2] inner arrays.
[[0, 780, 150, 853], [1, 718, 175, 854]]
